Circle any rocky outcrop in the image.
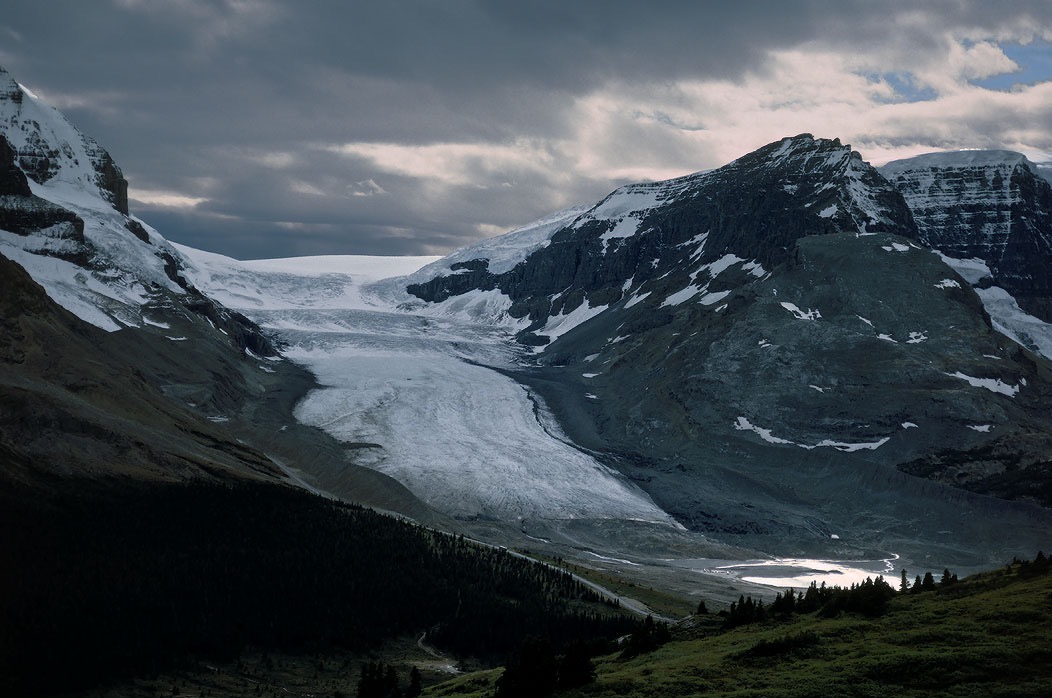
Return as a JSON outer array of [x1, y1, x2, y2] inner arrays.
[[0, 66, 128, 214], [881, 151, 1052, 322], [0, 134, 88, 262]]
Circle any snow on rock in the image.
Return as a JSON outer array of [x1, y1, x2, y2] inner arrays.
[[624, 291, 651, 308], [974, 287, 1052, 361], [600, 215, 643, 251], [661, 284, 703, 307], [968, 424, 993, 432], [946, 371, 1021, 397], [936, 254, 992, 285], [734, 417, 793, 445], [780, 302, 822, 320], [806, 437, 891, 452], [535, 299, 610, 345], [934, 279, 961, 289], [735, 416, 892, 452], [699, 289, 731, 306]]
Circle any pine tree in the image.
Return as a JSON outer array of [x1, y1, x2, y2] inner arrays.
[[405, 667, 422, 698], [557, 641, 596, 689], [900, 569, 909, 592]]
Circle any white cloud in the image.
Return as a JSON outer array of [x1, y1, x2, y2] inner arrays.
[[129, 188, 208, 208], [328, 140, 559, 188]]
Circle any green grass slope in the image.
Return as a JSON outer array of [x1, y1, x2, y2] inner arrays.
[[430, 560, 1052, 697]]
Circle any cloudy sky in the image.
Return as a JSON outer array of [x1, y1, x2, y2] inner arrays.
[[2, 1, 1052, 259]]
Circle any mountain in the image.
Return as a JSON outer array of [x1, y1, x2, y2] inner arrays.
[[3, 61, 1051, 580], [0, 65, 272, 352], [407, 135, 916, 346], [0, 65, 438, 522], [880, 150, 1052, 357], [403, 135, 1052, 563]]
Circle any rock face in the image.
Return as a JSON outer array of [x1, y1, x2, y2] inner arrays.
[[0, 65, 276, 357], [0, 134, 87, 261], [406, 135, 1052, 559], [881, 151, 1052, 322], [0, 66, 127, 214], [410, 135, 917, 345]]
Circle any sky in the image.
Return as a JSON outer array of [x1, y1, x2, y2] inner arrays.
[[2, 1, 1052, 260]]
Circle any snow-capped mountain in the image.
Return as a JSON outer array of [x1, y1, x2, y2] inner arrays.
[[0, 65, 271, 354], [408, 135, 916, 347], [403, 135, 1052, 563], [880, 151, 1052, 356], [4, 63, 1052, 574]]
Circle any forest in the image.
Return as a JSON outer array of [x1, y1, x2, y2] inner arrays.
[[0, 477, 637, 695]]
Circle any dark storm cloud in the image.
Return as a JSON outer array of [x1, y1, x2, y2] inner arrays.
[[2, 1, 1051, 257]]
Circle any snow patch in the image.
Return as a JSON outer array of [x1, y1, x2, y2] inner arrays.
[[934, 279, 961, 290], [968, 424, 992, 432], [973, 286, 1052, 361], [808, 437, 890, 452], [600, 215, 643, 251], [699, 290, 731, 306], [142, 317, 171, 329], [535, 299, 610, 344], [661, 285, 702, 307], [780, 302, 821, 320], [734, 417, 793, 445], [946, 371, 1020, 397], [624, 291, 651, 308], [734, 416, 892, 453], [937, 254, 991, 285]]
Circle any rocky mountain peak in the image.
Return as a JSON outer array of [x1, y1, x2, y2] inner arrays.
[[880, 150, 1052, 322], [408, 134, 917, 346], [0, 65, 127, 214]]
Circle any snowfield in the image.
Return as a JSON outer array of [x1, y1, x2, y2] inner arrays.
[[177, 245, 675, 525]]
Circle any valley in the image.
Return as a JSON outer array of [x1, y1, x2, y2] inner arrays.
[[2, 59, 1052, 695]]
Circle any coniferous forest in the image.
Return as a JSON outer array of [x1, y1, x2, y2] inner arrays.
[[0, 478, 636, 695]]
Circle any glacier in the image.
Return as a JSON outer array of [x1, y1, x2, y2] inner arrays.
[[176, 244, 677, 525]]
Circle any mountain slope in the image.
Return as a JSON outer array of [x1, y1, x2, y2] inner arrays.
[[402, 135, 1052, 565], [0, 65, 439, 521], [881, 151, 1052, 323], [408, 135, 916, 346]]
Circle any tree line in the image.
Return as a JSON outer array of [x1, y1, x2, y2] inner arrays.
[[0, 479, 638, 695]]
